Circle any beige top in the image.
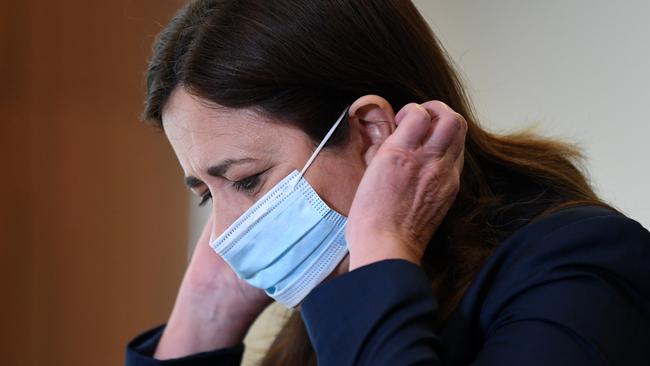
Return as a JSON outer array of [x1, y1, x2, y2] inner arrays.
[[242, 302, 293, 365]]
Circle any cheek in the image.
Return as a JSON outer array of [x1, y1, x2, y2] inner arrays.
[[317, 164, 364, 217], [210, 186, 258, 238]]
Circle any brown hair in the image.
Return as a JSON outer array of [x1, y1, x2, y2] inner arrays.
[[143, 1, 614, 364]]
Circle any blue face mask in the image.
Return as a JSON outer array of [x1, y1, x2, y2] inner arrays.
[[210, 107, 350, 308]]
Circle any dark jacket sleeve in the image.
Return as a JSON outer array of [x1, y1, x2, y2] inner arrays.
[[300, 214, 650, 366], [301, 259, 442, 366], [125, 325, 244, 366]]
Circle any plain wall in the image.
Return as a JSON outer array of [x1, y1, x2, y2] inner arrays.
[[413, 0, 650, 227], [1, 1, 188, 365]]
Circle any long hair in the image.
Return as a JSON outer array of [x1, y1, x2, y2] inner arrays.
[[143, 1, 614, 364]]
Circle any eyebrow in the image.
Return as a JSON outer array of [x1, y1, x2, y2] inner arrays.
[[184, 158, 257, 188]]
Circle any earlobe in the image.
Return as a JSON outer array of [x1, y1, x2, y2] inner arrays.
[[348, 95, 396, 162]]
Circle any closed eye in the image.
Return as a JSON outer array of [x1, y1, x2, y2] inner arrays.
[[198, 191, 212, 207], [231, 173, 262, 193], [198, 172, 265, 207]]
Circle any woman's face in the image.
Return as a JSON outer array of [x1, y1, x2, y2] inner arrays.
[[162, 87, 367, 240]]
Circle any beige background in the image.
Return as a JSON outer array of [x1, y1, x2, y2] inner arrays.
[[413, 0, 650, 227]]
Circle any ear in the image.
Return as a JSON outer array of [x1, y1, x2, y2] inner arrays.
[[348, 95, 396, 165]]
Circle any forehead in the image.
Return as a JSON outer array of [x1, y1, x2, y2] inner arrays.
[[160, 88, 310, 172], [163, 88, 263, 149]]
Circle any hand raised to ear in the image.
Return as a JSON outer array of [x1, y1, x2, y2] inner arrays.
[[345, 101, 467, 270]]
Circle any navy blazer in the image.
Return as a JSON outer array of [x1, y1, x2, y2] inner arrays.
[[126, 205, 650, 365]]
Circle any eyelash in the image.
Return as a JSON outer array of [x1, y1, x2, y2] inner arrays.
[[197, 174, 262, 207], [232, 174, 261, 192], [198, 192, 212, 207]]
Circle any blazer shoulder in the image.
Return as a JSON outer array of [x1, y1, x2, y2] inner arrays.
[[510, 204, 628, 239], [439, 205, 650, 365], [492, 204, 649, 268], [480, 205, 650, 312]]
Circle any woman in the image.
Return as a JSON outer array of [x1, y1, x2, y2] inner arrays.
[[126, 0, 650, 365]]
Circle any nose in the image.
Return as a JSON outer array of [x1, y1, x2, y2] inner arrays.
[[210, 204, 238, 242]]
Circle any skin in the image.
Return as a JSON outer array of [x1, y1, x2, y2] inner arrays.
[[154, 87, 466, 359]]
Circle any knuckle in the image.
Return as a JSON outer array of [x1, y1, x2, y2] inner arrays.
[[445, 112, 467, 133], [380, 146, 420, 168], [435, 101, 451, 111], [457, 113, 468, 132]]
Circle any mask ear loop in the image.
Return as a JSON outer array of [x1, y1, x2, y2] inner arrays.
[[293, 105, 350, 189]]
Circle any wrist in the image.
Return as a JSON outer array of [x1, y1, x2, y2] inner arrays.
[[347, 235, 421, 271], [154, 287, 261, 359], [349, 251, 419, 271]]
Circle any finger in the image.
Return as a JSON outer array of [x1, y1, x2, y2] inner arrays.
[[420, 100, 453, 114], [420, 101, 466, 158], [441, 114, 466, 165], [386, 103, 433, 150], [453, 146, 465, 174]]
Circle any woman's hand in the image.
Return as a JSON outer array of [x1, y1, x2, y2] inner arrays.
[[154, 215, 272, 359], [346, 101, 467, 270]]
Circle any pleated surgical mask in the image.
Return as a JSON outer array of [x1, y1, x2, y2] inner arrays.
[[210, 106, 350, 308]]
